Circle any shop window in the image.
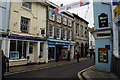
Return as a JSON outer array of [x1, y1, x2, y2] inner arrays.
[[21, 17, 30, 33], [22, 1, 31, 10], [57, 48, 68, 60], [40, 43, 44, 57], [10, 40, 27, 59], [48, 47, 55, 60]]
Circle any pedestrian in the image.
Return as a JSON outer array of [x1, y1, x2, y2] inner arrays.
[[2, 50, 9, 80], [77, 51, 80, 63], [90, 50, 92, 58], [67, 50, 71, 61]]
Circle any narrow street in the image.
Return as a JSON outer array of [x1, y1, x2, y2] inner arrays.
[[5, 58, 94, 80]]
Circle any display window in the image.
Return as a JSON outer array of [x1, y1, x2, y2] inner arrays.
[[10, 40, 27, 60], [57, 48, 68, 60], [48, 47, 55, 60]]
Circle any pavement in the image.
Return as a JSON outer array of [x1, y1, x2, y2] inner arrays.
[[78, 65, 119, 80], [5, 58, 88, 76]]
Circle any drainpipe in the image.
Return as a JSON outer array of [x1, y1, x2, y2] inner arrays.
[[5, 0, 11, 57]]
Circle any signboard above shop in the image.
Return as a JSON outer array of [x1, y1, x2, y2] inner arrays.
[[93, 29, 112, 39], [98, 13, 108, 28]]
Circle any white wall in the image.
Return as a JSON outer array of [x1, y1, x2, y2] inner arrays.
[[89, 31, 95, 49], [0, 0, 11, 32]]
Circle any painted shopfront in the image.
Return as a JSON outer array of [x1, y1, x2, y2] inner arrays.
[[93, 1, 113, 72], [47, 38, 74, 62]]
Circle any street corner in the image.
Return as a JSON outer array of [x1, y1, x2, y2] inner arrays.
[[77, 65, 94, 80]]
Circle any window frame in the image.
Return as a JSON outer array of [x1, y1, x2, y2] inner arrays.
[[49, 10, 55, 21], [68, 19, 72, 27], [49, 24, 54, 38], [63, 17, 67, 25], [21, 17, 30, 33], [62, 28, 66, 39], [56, 27, 61, 39], [56, 14, 61, 23]]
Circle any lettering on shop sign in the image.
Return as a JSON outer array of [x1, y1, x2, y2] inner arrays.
[[98, 13, 108, 28]]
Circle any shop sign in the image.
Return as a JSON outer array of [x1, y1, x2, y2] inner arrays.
[[95, 30, 112, 39], [56, 42, 65, 45], [98, 48, 108, 63], [98, 13, 108, 28]]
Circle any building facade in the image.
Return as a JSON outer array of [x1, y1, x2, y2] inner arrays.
[[2, 0, 48, 66], [73, 13, 89, 57], [93, 1, 113, 72], [0, 0, 11, 50], [46, 1, 74, 62], [112, 2, 120, 79]]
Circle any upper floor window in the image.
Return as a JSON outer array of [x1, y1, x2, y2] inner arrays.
[[68, 29, 71, 40], [68, 19, 72, 27], [90, 41, 92, 46], [76, 23, 79, 36], [62, 29, 66, 39], [22, 1, 31, 10], [57, 14, 61, 23], [63, 17, 67, 25], [21, 17, 30, 33], [49, 10, 55, 21], [49, 24, 54, 37], [56, 27, 61, 39], [81, 31, 83, 37]]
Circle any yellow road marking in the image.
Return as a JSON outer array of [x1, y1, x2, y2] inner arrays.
[[77, 65, 94, 80]]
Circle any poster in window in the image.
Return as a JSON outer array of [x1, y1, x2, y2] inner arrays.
[[10, 51, 19, 59], [98, 48, 108, 63]]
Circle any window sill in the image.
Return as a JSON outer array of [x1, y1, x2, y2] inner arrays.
[[9, 59, 27, 62], [21, 6, 31, 11], [21, 31, 28, 34]]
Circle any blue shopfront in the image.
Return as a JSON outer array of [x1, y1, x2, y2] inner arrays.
[[47, 39, 71, 62]]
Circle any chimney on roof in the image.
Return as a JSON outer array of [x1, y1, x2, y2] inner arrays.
[[60, 3, 63, 7]]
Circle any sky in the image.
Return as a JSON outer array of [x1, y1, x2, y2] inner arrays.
[[49, 0, 94, 27]]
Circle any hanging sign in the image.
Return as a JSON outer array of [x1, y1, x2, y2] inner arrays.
[[98, 13, 108, 28]]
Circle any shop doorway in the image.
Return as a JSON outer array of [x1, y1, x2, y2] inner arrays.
[[81, 43, 84, 57], [85, 43, 88, 57], [56, 45, 68, 61], [29, 42, 34, 62]]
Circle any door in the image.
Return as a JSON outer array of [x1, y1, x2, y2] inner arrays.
[[29, 42, 34, 62]]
